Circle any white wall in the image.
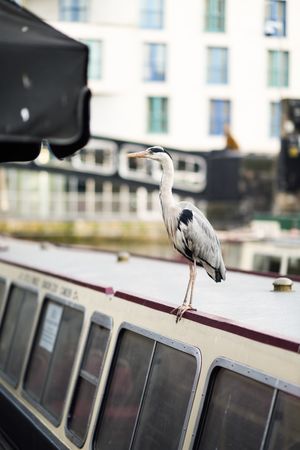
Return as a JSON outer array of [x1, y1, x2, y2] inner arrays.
[[25, 0, 300, 154]]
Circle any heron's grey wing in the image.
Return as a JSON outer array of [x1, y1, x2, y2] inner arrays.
[[174, 204, 226, 281]]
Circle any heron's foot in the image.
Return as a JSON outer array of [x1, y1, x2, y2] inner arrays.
[[171, 304, 197, 323]]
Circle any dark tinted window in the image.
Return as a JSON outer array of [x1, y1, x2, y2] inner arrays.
[[95, 330, 153, 450], [24, 299, 83, 423], [253, 254, 281, 273], [94, 329, 198, 450], [132, 343, 196, 450], [0, 279, 6, 319], [0, 285, 37, 385], [67, 319, 110, 445], [195, 368, 274, 450], [287, 257, 300, 276], [266, 390, 300, 450]]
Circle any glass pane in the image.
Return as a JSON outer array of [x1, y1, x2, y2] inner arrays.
[[5, 291, 37, 383], [42, 306, 83, 420], [25, 302, 63, 401], [82, 323, 110, 378], [132, 343, 197, 450], [266, 391, 300, 450], [0, 286, 23, 370], [140, 0, 164, 29], [94, 330, 154, 450], [68, 378, 96, 442], [68, 322, 110, 442], [197, 369, 274, 450], [287, 258, 300, 276], [25, 300, 83, 422], [0, 279, 6, 318], [253, 254, 281, 273]]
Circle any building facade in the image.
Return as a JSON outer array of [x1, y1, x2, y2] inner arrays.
[[23, 0, 300, 154]]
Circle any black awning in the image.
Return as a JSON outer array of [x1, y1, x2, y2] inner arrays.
[[0, 0, 91, 162]]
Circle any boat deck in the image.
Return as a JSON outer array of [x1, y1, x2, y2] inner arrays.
[[0, 237, 299, 347]]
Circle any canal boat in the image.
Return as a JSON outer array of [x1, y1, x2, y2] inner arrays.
[[0, 238, 299, 449]]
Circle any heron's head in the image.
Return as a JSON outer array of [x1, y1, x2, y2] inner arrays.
[[127, 146, 172, 162]]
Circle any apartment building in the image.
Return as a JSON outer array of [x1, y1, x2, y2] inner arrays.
[[23, 0, 300, 154]]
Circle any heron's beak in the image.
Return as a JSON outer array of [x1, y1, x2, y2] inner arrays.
[[127, 150, 149, 159]]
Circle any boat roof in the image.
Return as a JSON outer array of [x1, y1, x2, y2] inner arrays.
[[0, 238, 300, 350]]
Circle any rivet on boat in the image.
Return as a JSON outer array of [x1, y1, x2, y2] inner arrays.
[[273, 277, 293, 292], [117, 251, 130, 262]]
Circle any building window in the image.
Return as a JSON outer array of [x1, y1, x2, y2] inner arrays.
[[24, 299, 83, 424], [207, 47, 228, 84], [268, 50, 289, 87], [59, 0, 88, 22], [140, 0, 164, 29], [148, 97, 168, 133], [144, 43, 166, 81], [270, 101, 281, 137], [82, 40, 102, 80], [209, 99, 231, 135], [205, 0, 226, 32], [264, 0, 286, 36]]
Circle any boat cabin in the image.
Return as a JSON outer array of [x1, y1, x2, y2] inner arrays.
[[0, 238, 299, 449]]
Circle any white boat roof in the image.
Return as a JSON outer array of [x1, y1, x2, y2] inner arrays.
[[0, 238, 300, 350]]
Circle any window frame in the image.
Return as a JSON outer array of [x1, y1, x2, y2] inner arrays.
[[22, 294, 84, 427], [207, 47, 228, 84], [209, 99, 231, 135], [204, 0, 226, 33], [92, 322, 201, 450], [59, 0, 88, 22], [147, 96, 169, 134], [0, 282, 38, 388], [268, 49, 289, 87], [140, 0, 165, 29], [191, 357, 300, 449], [143, 42, 167, 82], [65, 312, 113, 447], [264, 0, 287, 37], [270, 101, 281, 137]]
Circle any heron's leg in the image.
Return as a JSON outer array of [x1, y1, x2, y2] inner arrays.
[[171, 261, 197, 322], [182, 262, 194, 305], [188, 259, 197, 307]]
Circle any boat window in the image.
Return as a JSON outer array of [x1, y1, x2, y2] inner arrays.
[[94, 328, 198, 450], [253, 254, 281, 273], [194, 368, 274, 450], [24, 298, 83, 424], [0, 285, 37, 386], [265, 390, 300, 450], [287, 257, 300, 276], [0, 279, 6, 320], [67, 316, 111, 446]]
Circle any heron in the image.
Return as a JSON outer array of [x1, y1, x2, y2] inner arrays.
[[128, 146, 226, 322]]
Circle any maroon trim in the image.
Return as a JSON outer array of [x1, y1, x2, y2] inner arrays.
[[0, 258, 114, 295], [115, 290, 300, 354], [227, 266, 300, 282], [1, 256, 299, 354]]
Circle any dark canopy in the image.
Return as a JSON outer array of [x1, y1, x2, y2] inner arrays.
[[0, 0, 90, 162]]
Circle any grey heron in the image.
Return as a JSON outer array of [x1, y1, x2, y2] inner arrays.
[[128, 146, 226, 322]]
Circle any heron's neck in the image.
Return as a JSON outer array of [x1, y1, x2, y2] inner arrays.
[[159, 157, 175, 209]]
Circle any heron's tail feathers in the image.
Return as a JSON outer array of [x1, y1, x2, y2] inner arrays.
[[202, 259, 226, 283]]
